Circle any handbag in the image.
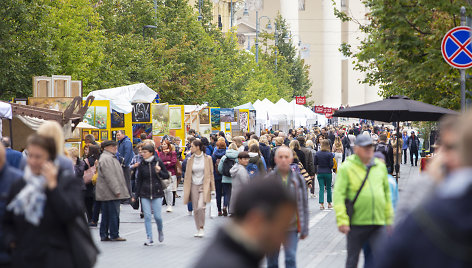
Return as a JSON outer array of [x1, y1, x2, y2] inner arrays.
[[175, 160, 183, 178], [68, 215, 100, 268], [83, 159, 96, 184], [160, 171, 171, 189], [345, 166, 372, 221], [130, 193, 139, 210]]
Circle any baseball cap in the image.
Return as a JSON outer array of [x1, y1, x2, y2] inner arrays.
[[355, 134, 373, 147]]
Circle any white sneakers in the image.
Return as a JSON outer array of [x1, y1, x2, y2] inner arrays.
[[144, 238, 154, 246], [166, 206, 173, 213], [194, 228, 204, 238], [188, 211, 193, 216]]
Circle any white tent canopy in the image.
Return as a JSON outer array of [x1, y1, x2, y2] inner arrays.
[[0, 102, 12, 120], [87, 83, 157, 114]]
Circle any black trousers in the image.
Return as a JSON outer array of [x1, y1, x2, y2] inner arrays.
[[410, 149, 419, 166], [402, 149, 408, 164], [346, 225, 383, 268]]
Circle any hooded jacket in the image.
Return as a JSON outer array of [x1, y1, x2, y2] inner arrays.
[[333, 154, 393, 227], [117, 135, 134, 167], [248, 152, 266, 176], [259, 143, 271, 168], [229, 163, 250, 214], [136, 156, 169, 199], [212, 148, 227, 180], [218, 149, 239, 184]]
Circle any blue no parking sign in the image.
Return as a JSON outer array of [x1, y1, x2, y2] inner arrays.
[[442, 26, 472, 69]]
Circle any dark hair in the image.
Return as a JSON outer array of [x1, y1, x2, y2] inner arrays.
[[188, 129, 196, 135], [349, 130, 354, 135], [296, 136, 306, 146], [142, 144, 155, 153], [201, 137, 210, 147], [192, 139, 205, 152], [188, 136, 196, 144], [232, 177, 296, 222], [27, 134, 57, 161], [87, 144, 101, 159], [140, 133, 147, 140], [117, 130, 126, 135], [250, 134, 258, 141], [249, 144, 260, 154], [379, 134, 387, 142], [218, 131, 225, 137], [238, 151, 250, 159], [211, 135, 218, 143]]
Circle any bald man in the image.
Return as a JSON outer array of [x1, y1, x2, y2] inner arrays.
[[264, 146, 309, 268], [0, 143, 23, 266]]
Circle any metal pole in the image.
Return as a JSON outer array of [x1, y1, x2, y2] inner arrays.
[[198, 0, 202, 21], [9, 119, 13, 149], [230, 0, 233, 28], [461, 6, 467, 111], [256, 11, 259, 63], [275, 22, 278, 72]]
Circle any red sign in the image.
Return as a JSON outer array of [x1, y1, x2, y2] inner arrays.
[[325, 113, 333, 119], [314, 105, 324, 113], [295, 96, 306, 105], [324, 107, 333, 114]]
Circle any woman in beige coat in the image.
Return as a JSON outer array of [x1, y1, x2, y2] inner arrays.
[[183, 139, 215, 238]]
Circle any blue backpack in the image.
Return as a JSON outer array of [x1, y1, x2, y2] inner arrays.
[[246, 163, 259, 178]]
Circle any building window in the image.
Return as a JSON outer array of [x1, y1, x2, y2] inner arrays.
[[299, 0, 305, 11]]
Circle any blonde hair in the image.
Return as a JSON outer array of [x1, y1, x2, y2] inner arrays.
[[259, 136, 269, 145], [306, 140, 314, 148], [37, 121, 65, 156], [217, 137, 226, 143], [289, 140, 300, 151], [247, 139, 259, 148], [228, 143, 238, 151], [334, 136, 342, 149], [68, 147, 80, 159], [274, 137, 284, 146], [321, 140, 330, 152]]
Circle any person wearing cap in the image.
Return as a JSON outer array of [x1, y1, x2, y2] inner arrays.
[[407, 131, 420, 166], [96, 140, 130, 242], [333, 134, 393, 268]]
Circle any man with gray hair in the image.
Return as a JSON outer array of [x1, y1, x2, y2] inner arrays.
[[265, 146, 309, 268]]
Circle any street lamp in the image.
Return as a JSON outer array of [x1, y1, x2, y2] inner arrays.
[[243, 3, 249, 17], [142, 25, 158, 39], [255, 11, 272, 63]]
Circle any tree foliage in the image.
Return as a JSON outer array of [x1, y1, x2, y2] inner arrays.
[[335, 0, 472, 110], [0, 0, 312, 107]]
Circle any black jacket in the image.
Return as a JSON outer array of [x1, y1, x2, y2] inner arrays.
[[2, 169, 83, 268], [194, 227, 263, 268], [314, 151, 334, 174], [259, 143, 271, 168], [269, 146, 281, 169], [136, 156, 169, 199], [294, 149, 306, 170]]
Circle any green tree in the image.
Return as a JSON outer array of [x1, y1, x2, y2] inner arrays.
[[335, 0, 472, 109]]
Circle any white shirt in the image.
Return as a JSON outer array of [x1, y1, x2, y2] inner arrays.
[[192, 152, 205, 185]]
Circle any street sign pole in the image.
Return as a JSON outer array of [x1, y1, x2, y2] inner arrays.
[[461, 6, 467, 112]]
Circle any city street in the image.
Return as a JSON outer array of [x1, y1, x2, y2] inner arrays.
[[92, 163, 420, 268]]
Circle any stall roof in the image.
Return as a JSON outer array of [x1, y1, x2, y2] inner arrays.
[[87, 83, 157, 114], [234, 102, 255, 110]]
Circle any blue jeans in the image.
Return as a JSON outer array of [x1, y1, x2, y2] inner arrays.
[[222, 183, 232, 208], [100, 200, 121, 239], [215, 179, 223, 212], [267, 231, 299, 268], [92, 200, 101, 223], [141, 197, 163, 241]]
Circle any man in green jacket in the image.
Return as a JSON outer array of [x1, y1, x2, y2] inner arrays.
[[333, 134, 393, 268]]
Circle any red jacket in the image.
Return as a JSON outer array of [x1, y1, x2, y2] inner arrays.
[[159, 151, 177, 176]]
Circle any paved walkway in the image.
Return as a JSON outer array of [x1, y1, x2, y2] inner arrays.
[[93, 163, 420, 268]]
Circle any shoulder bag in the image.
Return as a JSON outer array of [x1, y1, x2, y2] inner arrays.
[[68, 215, 100, 268], [345, 166, 372, 222], [83, 158, 96, 184]]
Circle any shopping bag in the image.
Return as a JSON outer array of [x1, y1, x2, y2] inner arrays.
[[209, 198, 218, 219]]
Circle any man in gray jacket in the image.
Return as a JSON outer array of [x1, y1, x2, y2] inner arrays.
[[96, 140, 130, 242], [265, 146, 309, 268]]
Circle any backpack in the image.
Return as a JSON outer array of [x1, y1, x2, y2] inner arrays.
[[246, 163, 259, 178], [83, 158, 96, 184], [222, 158, 236, 177]]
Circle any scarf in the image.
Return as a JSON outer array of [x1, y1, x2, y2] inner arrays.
[[7, 166, 47, 226], [144, 156, 155, 163]]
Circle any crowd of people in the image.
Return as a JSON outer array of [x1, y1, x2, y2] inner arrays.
[[1, 114, 472, 268]]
